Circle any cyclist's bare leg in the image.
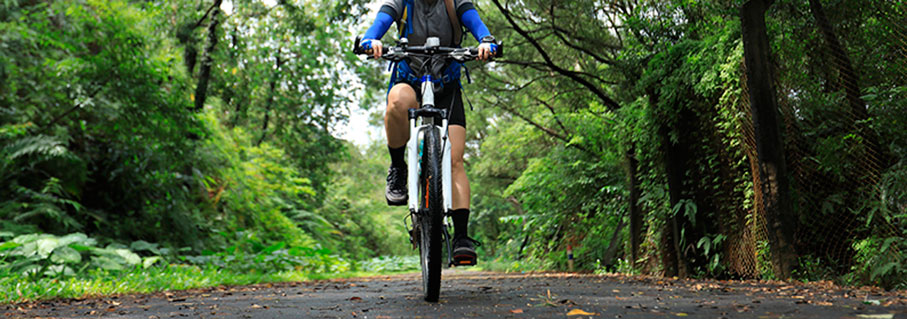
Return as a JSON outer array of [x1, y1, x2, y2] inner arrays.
[[449, 125, 470, 210], [385, 84, 418, 148]]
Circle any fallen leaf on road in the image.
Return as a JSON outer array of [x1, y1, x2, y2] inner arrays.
[[856, 315, 894, 319], [816, 301, 833, 306], [675, 313, 688, 317], [349, 296, 362, 301], [511, 309, 524, 313], [567, 309, 597, 316]]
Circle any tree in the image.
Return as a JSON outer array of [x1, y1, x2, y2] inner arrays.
[[741, 0, 796, 279]]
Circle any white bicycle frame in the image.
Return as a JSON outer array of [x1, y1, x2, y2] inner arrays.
[[407, 77, 453, 216]]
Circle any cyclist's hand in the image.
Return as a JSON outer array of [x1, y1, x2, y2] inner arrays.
[[362, 39, 383, 59], [477, 42, 494, 61]]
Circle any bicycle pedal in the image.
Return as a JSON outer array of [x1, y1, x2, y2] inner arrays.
[[386, 198, 407, 206], [452, 255, 477, 267]]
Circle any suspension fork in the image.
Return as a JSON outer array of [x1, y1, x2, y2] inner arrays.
[[405, 75, 455, 264]]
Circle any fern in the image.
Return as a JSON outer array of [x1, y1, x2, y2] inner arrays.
[[1, 134, 83, 233], [287, 209, 335, 238], [2, 135, 75, 162], [1, 134, 77, 182], [11, 178, 84, 231]]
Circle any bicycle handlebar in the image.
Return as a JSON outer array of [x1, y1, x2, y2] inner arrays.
[[353, 36, 503, 63]]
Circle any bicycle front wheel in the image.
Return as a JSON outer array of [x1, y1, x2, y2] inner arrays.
[[418, 127, 443, 302]]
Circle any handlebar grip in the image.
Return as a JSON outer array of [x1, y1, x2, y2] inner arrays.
[[353, 35, 365, 55], [493, 40, 503, 58]]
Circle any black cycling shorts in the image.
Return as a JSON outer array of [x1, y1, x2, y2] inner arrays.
[[393, 81, 466, 128]]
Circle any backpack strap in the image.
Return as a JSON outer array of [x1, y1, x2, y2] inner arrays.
[[444, 0, 462, 47], [397, 0, 413, 39]]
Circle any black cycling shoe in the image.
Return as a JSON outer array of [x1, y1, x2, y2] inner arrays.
[[452, 235, 479, 266], [385, 166, 407, 206]]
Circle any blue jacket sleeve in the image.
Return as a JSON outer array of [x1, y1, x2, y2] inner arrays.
[[460, 9, 491, 42], [363, 11, 394, 40]]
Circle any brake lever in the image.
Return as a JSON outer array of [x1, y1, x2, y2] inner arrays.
[[450, 48, 475, 63]]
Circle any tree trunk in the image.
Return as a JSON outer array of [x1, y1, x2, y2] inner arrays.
[[625, 148, 643, 267], [602, 218, 627, 269], [508, 196, 531, 260], [193, 0, 223, 112], [741, 0, 797, 280], [257, 55, 283, 146], [648, 88, 683, 278], [808, 0, 885, 178]]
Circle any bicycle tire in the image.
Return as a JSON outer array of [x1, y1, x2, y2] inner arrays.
[[418, 127, 443, 302]]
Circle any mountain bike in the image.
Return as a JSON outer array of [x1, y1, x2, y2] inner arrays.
[[353, 36, 501, 302]]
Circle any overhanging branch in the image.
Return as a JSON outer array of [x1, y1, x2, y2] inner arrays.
[[490, 0, 621, 111]]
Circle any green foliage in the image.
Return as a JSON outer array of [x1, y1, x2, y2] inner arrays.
[[0, 262, 361, 304], [846, 237, 907, 290], [477, 256, 549, 274], [0, 231, 417, 303], [0, 0, 375, 259], [0, 0, 903, 298], [756, 240, 776, 281], [0, 233, 161, 281], [356, 255, 420, 273], [314, 141, 413, 259], [464, 0, 904, 288], [792, 254, 835, 284], [694, 234, 727, 277], [194, 110, 316, 248]]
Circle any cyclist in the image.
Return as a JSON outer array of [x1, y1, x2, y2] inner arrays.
[[360, 0, 497, 265]]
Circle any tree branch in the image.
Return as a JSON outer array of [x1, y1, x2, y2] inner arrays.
[[39, 86, 103, 134], [496, 59, 618, 85], [535, 97, 570, 134], [550, 28, 616, 65], [193, 0, 221, 29], [490, 0, 621, 111], [487, 97, 597, 156]]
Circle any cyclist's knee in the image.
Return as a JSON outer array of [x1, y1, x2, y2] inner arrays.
[[387, 84, 417, 114], [451, 154, 465, 170]]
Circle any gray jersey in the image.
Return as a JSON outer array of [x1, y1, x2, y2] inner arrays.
[[380, 0, 474, 47]]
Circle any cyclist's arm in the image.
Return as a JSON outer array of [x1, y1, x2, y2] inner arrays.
[[363, 7, 396, 41], [459, 8, 491, 42], [458, 6, 496, 60], [361, 8, 395, 58]]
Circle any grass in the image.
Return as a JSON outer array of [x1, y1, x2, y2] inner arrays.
[[474, 256, 550, 273], [1, 255, 422, 305]]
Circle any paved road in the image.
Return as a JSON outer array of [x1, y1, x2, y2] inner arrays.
[[6, 270, 907, 318]]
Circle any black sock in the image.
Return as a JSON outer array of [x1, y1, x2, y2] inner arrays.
[[389, 145, 405, 168], [452, 209, 469, 238]]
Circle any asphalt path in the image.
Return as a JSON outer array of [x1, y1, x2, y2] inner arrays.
[[5, 270, 907, 318]]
